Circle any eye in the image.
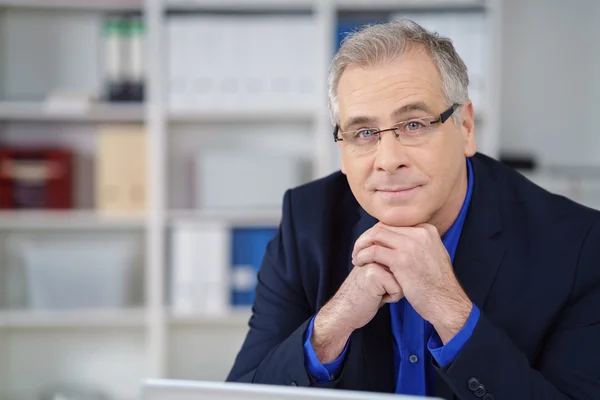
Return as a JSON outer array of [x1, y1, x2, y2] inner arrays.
[[356, 128, 378, 139], [406, 121, 426, 131]]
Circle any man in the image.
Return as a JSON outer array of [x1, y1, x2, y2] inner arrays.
[[227, 20, 600, 399]]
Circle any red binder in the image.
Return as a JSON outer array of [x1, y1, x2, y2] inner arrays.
[[0, 147, 73, 209]]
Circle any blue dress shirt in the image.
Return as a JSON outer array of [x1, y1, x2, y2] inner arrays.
[[304, 158, 480, 395]]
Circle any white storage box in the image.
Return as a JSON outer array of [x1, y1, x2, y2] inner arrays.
[[195, 150, 309, 210], [8, 234, 139, 310]]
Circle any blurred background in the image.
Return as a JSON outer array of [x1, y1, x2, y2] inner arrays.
[[0, 0, 598, 399]]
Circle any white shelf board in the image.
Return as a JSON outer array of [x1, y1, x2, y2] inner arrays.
[[0, 308, 146, 329], [169, 209, 281, 227], [0, 102, 144, 123], [165, 0, 486, 11], [0, 210, 146, 230], [168, 108, 316, 124], [165, 0, 314, 11], [169, 309, 251, 327], [0, 0, 143, 11], [334, 0, 486, 11]]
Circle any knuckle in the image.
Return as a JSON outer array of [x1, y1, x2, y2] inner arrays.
[[369, 225, 382, 239], [363, 263, 383, 282], [416, 226, 429, 239], [369, 245, 378, 257]]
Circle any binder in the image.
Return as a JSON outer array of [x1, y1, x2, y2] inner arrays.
[[231, 227, 278, 307], [390, 12, 487, 111], [95, 125, 147, 213], [171, 222, 230, 315], [104, 14, 127, 102], [166, 14, 317, 112], [336, 14, 389, 51]]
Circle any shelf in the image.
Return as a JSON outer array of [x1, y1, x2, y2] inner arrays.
[[168, 108, 316, 124], [165, 0, 314, 12], [0, 0, 143, 11], [0, 308, 146, 329], [334, 0, 486, 11], [165, 0, 486, 12], [0, 210, 146, 230], [169, 209, 281, 227], [169, 309, 251, 327], [0, 102, 145, 123]]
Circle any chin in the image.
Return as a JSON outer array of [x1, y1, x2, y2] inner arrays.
[[368, 204, 429, 227]]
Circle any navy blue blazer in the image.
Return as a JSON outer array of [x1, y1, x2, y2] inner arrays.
[[227, 153, 600, 399]]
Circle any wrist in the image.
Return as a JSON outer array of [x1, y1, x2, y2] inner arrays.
[[312, 308, 353, 363], [432, 297, 473, 345]]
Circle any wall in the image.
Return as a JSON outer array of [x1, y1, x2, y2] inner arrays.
[[499, 0, 600, 167]]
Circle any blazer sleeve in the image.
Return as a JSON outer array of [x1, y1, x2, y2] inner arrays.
[[226, 189, 315, 386], [435, 220, 600, 400]]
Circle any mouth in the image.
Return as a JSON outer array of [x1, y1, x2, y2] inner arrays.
[[374, 185, 422, 199]]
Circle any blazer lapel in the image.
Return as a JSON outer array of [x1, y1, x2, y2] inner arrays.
[[452, 155, 506, 310], [433, 155, 507, 399], [349, 208, 396, 393]]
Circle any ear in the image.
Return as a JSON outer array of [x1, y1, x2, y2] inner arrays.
[[460, 101, 477, 157]]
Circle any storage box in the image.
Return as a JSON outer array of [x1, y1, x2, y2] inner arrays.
[[96, 125, 147, 214], [195, 151, 308, 210], [8, 234, 139, 310]]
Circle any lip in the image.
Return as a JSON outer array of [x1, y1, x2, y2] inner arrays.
[[375, 185, 421, 199]]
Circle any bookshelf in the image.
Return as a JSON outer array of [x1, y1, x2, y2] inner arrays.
[[0, 0, 503, 399], [0, 0, 143, 11], [0, 308, 146, 329], [333, 0, 486, 10], [168, 108, 316, 124], [0, 102, 145, 123], [0, 210, 146, 230]]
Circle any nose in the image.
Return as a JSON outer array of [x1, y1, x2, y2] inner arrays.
[[373, 129, 409, 174]]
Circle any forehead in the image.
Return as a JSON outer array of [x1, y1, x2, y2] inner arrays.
[[337, 48, 445, 124]]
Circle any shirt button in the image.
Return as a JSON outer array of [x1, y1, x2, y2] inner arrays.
[[409, 354, 419, 363]]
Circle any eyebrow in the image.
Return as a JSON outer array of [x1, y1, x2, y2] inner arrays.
[[342, 101, 435, 131], [391, 102, 435, 119]]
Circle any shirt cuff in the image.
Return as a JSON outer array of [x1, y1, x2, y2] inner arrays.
[[303, 315, 350, 383], [427, 303, 481, 367]]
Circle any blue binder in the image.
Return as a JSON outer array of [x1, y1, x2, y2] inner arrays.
[[231, 227, 278, 307], [336, 14, 389, 51]]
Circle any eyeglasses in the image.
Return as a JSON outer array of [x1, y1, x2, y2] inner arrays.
[[333, 103, 460, 154]]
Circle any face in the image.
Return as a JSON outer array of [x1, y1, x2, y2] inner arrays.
[[337, 47, 476, 231]]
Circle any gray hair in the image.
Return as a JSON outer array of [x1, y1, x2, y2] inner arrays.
[[328, 19, 469, 125]]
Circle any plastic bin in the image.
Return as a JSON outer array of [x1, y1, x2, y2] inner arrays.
[[9, 234, 139, 310]]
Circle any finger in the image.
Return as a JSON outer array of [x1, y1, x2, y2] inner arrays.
[[353, 244, 397, 269], [352, 224, 405, 259], [380, 267, 403, 304]]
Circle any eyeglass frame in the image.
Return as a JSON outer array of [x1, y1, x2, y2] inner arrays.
[[332, 103, 461, 143]]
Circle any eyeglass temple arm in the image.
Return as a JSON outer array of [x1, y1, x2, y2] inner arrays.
[[438, 103, 460, 123], [333, 125, 342, 142]]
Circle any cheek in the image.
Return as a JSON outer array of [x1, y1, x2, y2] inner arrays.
[[341, 154, 373, 191], [408, 146, 457, 199]]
